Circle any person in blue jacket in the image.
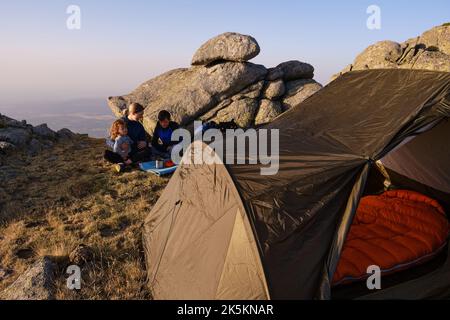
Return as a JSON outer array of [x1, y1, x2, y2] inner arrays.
[[151, 110, 180, 159]]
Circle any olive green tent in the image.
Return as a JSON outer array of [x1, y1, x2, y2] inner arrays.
[[143, 69, 450, 299]]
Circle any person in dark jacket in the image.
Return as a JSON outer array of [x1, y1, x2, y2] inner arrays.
[[151, 110, 180, 158], [104, 103, 151, 170]]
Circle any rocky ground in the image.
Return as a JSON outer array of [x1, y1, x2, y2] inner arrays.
[[0, 118, 169, 299]]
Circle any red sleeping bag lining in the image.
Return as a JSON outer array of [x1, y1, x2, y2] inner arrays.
[[332, 190, 449, 286]]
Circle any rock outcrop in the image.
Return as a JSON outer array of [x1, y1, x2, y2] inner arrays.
[[0, 257, 56, 300], [283, 79, 324, 110], [332, 23, 450, 81], [255, 100, 283, 126], [108, 32, 322, 132], [0, 113, 76, 158]]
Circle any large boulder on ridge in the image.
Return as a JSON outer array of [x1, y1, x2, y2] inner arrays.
[[352, 41, 403, 70], [191, 32, 260, 66], [332, 23, 450, 81], [109, 62, 267, 132], [108, 32, 322, 131]]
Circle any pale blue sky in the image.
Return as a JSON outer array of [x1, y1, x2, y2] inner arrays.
[[0, 0, 449, 107]]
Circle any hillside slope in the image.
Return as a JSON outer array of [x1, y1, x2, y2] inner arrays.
[[0, 135, 168, 299]]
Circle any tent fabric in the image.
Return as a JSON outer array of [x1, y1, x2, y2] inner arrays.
[[382, 119, 450, 194], [142, 141, 269, 300], [332, 190, 449, 286], [227, 69, 450, 299], [215, 208, 270, 299], [143, 69, 450, 300]]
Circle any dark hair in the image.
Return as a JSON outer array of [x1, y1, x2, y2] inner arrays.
[[129, 102, 144, 115], [158, 110, 171, 122]]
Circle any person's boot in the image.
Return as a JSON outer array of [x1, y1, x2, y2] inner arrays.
[[114, 163, 125, 173]]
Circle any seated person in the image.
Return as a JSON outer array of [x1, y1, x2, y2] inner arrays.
[[107, 119, 134, 172], [104, 103, 151, 170], [151, 110, 180, 158]]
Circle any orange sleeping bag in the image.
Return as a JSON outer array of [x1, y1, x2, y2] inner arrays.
[[332, 190, 449, 286]]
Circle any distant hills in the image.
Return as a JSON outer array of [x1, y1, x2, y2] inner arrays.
[[0, 98, 114, 138]]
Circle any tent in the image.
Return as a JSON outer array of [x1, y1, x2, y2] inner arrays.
[[142, 69, 450, 300]]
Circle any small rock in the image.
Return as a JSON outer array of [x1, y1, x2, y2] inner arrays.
[[191, 32, 260, 65], [99, 225, 115, 238], [273, 60, 315, 81], [0, 257, 56, 300], [0, 141, 16, 155], [0, 127, 31, 146], [231, 81, 264, 101], [0, 166, 20, 181], [32, 124, 57, 140], [69, 244, 94, 266], [283, 79, 323, 110], [46, 155, 58, 162], [330, 64, 353, 83], [0, 268, 13, 281], [266, 67, 284, 81], [15, 248, 35, 260], [41, 140, 54, 149], [215, 98, 259, 128], [57, 128, 76, 140], [255, 100, 283, 126], [263, 80, 285, 99], [107, 96, 128, 118], [27, 138, 42, 157], [25, 220, 48, 229]]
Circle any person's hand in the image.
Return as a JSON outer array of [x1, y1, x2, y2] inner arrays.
[[137, 141, 147, 150], [125, 159, 133, 165]]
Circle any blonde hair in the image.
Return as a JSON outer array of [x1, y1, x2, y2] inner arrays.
[[110, 119, 126, 140]]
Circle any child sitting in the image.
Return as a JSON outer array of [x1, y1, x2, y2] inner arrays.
[[110, 119, 134, 172], [151, 110, 180, 159]]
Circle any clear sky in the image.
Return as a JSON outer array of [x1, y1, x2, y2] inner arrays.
[[0, 0, 449, 107]]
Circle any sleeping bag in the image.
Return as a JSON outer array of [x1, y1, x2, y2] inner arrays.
[[332, 190, 449, 286]]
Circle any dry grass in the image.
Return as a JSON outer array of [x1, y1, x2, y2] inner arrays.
[[0, 136, 168, 299]]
